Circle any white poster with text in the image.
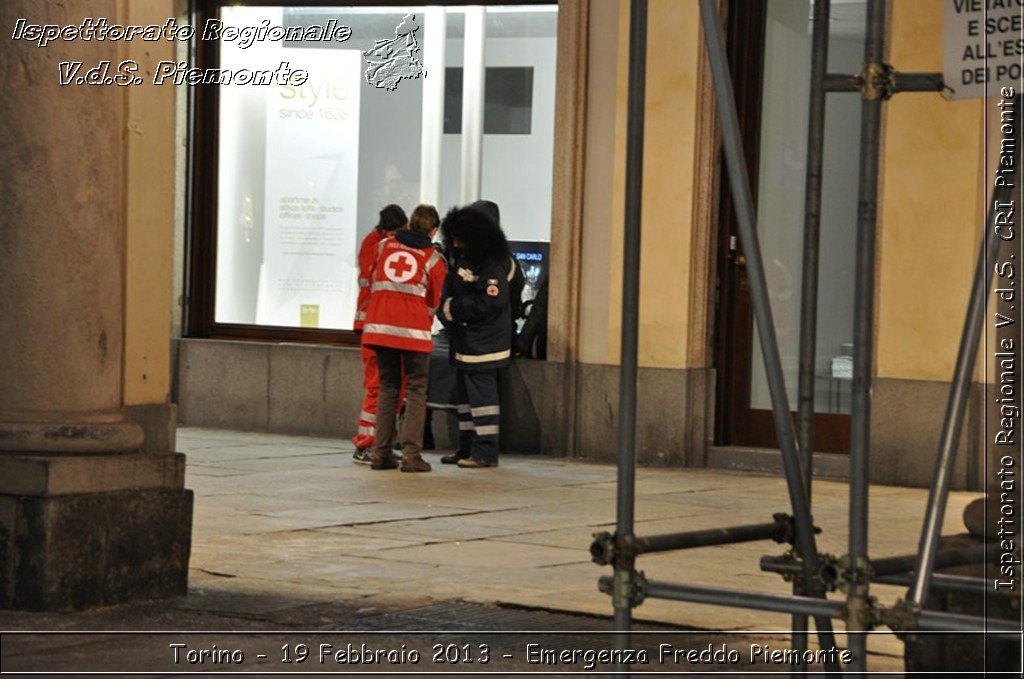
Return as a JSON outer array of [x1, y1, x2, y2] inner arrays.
[[257, 48, 361, 329], [944, 0, 1023, 100]]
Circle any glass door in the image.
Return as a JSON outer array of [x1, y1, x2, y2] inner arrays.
[[716, 0, 866, 453]]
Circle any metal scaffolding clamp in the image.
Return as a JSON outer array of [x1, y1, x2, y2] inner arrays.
[[879, 598, 923, 638], [594, 531, 646, 608], [590, 531, 620, 566], [764, 550, 840, 593], [839, 553, 876, 633], [770, 512, 795, 544], [598, 568, 648, 608], [862, 61, 896, 101], [836, 553, 873, 595], [770, 511, 823, 544]]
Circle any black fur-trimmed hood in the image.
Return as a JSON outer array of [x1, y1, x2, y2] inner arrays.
[[468, 199, 500, 224], [441, 204, 510, 265]]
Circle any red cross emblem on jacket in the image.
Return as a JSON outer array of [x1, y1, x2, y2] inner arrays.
[[361, 236, 447, 353]]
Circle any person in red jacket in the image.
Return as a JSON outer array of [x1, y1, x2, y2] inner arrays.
[[362, 204, 446, 472], [352, 204, 407, 463]]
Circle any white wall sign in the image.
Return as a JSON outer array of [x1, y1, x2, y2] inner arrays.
[[257, 48, 361, 329], [944, 0, 1023, 100]]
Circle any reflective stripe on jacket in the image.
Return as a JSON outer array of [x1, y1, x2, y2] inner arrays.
[[354, 230, 386, 331]]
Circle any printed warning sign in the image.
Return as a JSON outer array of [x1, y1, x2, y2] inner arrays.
[[944, 0, 1024, 100]]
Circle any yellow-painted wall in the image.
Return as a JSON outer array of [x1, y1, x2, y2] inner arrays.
[[876, 0, 987, 382], [638, 0, 702, 370], [580, 0, 704, 370], [121, 0, 177, 405], [578, 0, 624, 367]]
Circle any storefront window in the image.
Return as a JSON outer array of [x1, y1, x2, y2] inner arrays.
[[197, 3, 557, 336]]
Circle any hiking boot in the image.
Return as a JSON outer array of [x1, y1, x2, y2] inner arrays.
[[370, 452, 399, 470], [440, 452, 469, 465], [400, 455, 432, 473], [457, 458, 499, 469]]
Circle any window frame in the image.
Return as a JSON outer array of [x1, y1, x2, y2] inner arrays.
[[185, 0, 557, 346]]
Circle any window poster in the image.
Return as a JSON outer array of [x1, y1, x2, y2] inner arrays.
[[256, 48, 361, 329]]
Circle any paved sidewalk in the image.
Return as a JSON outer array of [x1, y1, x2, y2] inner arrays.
[[181, 428, 974, 665], [2, 427, 983, 673]]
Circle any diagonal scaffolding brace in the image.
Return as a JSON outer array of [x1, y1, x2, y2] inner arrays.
[[695, 0, 842, 669]]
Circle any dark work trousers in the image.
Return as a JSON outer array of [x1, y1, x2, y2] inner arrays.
[[454, 368, 501, 464], [373, 347, 430, 459]]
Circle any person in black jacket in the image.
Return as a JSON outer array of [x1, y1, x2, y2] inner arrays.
[[466, 200, 526, 345], [437, 205, 512, 468]]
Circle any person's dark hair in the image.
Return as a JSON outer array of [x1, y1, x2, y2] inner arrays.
[[376, 204, 407, 233], [441, 204, 509, 265], [409, 204, 440, 236]]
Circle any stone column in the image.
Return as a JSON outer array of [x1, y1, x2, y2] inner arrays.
[[0, 0, 191, 610]]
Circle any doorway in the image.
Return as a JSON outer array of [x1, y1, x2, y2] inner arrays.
[[714, 0, 866, 454]]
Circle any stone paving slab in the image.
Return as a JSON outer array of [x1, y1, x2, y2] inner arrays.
[[244, 502, 480, 531], [325, 516, 536, 543], [374, 539, 588, 569], [485, 525, 612, 550]]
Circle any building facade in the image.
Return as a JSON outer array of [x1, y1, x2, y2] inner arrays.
[[0, 0, 1013, 608]]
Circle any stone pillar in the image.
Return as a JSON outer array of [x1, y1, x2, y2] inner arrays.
[[0, 0, 191, 610]]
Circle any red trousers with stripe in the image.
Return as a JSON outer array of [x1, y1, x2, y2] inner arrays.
[[352, 342, 405, 450]]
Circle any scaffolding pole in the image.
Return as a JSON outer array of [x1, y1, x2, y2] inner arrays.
[[592, 515, 793, 563], [598, 577, 1022, 637], [611, 0, 647, 665], [874, 542, 1000, 577], [641, 580, 842, 620], [845, 0, 887, 670], [913, 610, 1020, 636], [761, 547, 998, 594], [793, 0, 832, 667], [762, 542, 1000, 579], [875, 573, 988, 595], [824, 71, 944, 93], [634, 519, 788, 554]]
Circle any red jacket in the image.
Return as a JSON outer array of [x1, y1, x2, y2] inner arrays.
[[354, 230, 387, 331], [362, 230, 446, 353]]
